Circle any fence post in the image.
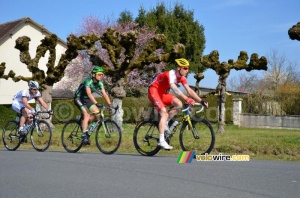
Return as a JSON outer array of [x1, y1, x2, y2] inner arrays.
[[232, 98, 243, 126]]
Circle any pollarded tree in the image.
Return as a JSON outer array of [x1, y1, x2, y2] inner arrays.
[[73, 17, 162, 97], [201, 50, 267, 133], [288, 22, 300, 41], [85, 27, 185, 129], [0, 33, 100, 126], [69, 17, 185, 129]]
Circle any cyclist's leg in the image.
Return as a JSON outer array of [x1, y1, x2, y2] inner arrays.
[[149, 89, 173, 149], [169, 97, 183, 119], [148, 88, 166, 135], [87, 102, 100, 121], [74, 98, 90, 132], [12, 101, 26, 134]]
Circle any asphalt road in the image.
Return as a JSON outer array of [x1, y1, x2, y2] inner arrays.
[[0, 150, 299, 198]]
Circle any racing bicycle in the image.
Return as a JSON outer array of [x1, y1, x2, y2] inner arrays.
[[2, 111, 53, 152], [133, 103, 215, 156], [61, 104, 122, 154]]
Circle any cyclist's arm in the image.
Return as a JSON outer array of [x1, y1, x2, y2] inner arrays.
[[101, 88, 111, 105], [170, 83, 189, 101], [21, 97, 34, 111], [37, 97, 49, 110], [182, 84, 207, 106], [86, 87, 98, 104]]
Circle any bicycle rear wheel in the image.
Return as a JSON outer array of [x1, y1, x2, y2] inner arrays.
[[30, 120, 52, 152], [133, 120, 161, 156], [61, 120, 83, 153], [2, 121, 21, 151], [179, 118, 215, 155], [95, 120, 122, 154]]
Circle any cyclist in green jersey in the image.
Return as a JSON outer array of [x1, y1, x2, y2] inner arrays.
[[74, 66, 112, 145]]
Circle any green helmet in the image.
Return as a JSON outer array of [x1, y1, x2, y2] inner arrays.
[[91, 66, 104, 74]]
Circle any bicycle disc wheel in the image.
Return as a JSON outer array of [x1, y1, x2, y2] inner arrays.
[[95, 120, 122, 154], [133, 120, 161, 156], [2, 121, 21, 151], [31, 120, 52, 152], [61, 120, 83, 153], [179, 118, 215, 155]]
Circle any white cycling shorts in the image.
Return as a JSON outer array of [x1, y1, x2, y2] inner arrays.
[[12, 100, 26, 114]]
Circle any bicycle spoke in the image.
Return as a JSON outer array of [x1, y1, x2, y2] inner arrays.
[[2, 121, 21, 151], [133, 121, 161, 156], [96, 120, 122, 154], [31, 120, 52, 152], [179, 119, 215, 155], [61, 120, 83, 153]]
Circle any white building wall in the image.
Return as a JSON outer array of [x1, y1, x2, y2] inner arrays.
[[0, 23, 66, 104]]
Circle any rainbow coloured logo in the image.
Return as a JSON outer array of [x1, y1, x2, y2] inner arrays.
[[177, 151, 196, 163]]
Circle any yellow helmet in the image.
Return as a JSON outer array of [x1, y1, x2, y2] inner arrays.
[[175, 58, 189, 67]]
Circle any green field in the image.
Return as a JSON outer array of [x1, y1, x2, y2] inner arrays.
[[1, 123, 299, 162]]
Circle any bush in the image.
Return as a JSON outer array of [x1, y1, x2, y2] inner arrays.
[[1, 96, 235, 126], [200, 95, 234, 124], [0, 104, 16, 128]]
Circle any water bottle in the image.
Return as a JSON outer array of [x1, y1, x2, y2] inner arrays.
[[16, 117, 20, 122], [24, 123, 32, 135], [88, 122, 97, 135], [169, 120, 179, 131]]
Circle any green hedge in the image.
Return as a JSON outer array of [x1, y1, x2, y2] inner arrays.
[[1, 96, 236, 127], [0, 104, 16, 129]]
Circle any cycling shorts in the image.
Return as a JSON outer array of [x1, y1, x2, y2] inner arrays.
[[148, 87, 175, 112], [12, 100, 26, 114], [74, 97, 95, 111]]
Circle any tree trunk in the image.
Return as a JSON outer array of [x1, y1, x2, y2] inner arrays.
[[217, 78, 226, 134], [36, 85, 55, 129], [110, 78, 126, 131], [111, 98, 124, 132]]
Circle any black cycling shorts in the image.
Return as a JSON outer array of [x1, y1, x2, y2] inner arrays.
[[74, 97, 95, 111]]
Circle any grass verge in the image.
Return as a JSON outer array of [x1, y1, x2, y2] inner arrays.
[[1, 124, 299, 162]]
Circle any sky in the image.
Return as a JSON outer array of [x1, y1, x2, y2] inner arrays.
[[1, 0, 299, 89]]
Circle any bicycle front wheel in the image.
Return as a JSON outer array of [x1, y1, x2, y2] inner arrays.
[[61, 120, 83, 153], [133, 120, 161, 156], [179, 118, 215, 155], [2, 121, 21, 151], [30, 120, 52, 152], [95, 120, 122, 154]]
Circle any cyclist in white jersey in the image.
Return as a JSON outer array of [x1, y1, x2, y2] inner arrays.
[[12, 80, 50, 135]]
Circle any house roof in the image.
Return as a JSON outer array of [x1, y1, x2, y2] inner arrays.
[[0, 17, 67, 46]]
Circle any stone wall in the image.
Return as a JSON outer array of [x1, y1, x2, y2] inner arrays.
[[232, 98, 300, 130]]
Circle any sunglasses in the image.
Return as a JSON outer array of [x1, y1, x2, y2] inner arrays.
[[181, 67, 189, 70], [96, 73, 104, 76]]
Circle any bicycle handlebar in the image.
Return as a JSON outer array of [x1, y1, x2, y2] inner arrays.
[[182, 103, 205, 113], [96, 104, 119, 116], [35, 111, 53, 119]]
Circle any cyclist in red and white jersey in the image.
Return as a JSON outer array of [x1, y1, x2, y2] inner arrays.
[[12, 80, 50, 135], [148, 58, 208, 150]]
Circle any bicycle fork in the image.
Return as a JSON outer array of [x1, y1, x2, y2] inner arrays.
[[34, 122, 44, 137], [186, 118, 200, 139], [102, 121, 111, 138]]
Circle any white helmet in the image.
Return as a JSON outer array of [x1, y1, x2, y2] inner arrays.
[[28, 80, 39, 89]]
